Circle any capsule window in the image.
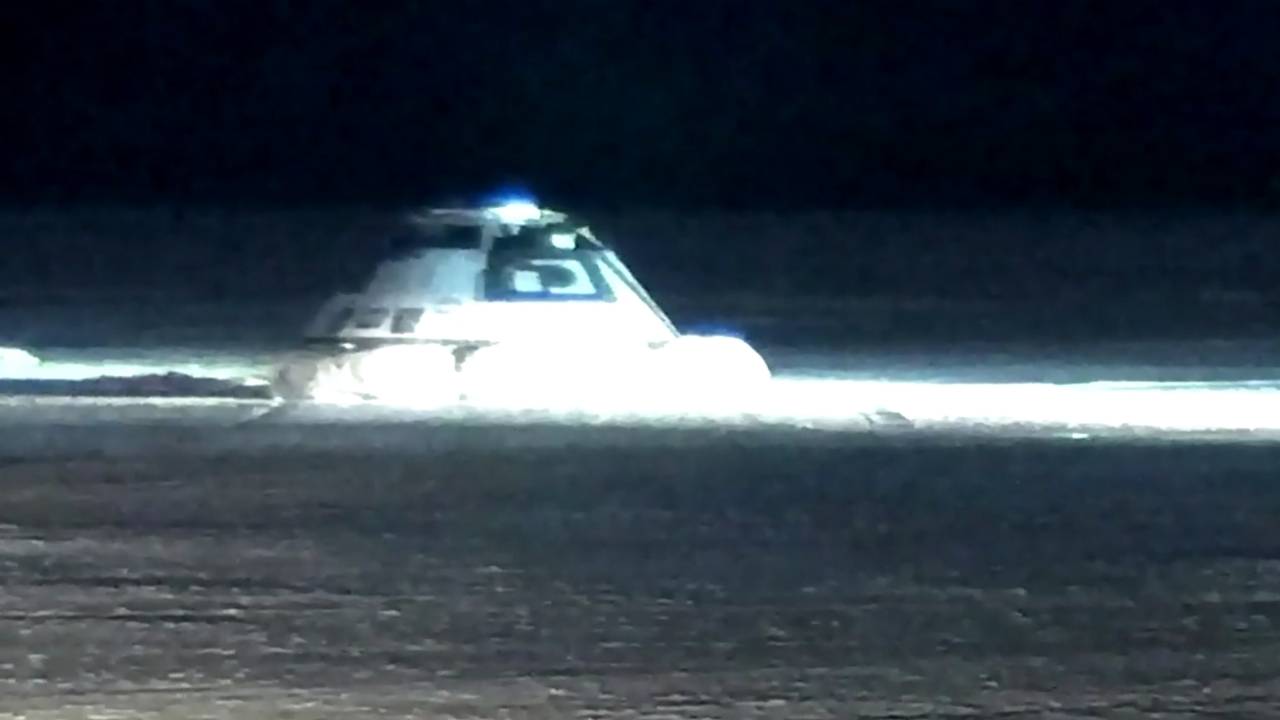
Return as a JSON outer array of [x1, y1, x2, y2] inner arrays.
[[503, 259, 596, 295], [323, 306, 355, 335], [391, 308, 424, 334], [353, 307, 390, 329]]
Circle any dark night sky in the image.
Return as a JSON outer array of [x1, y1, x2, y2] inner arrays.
[[5, 0, 1279, 210]]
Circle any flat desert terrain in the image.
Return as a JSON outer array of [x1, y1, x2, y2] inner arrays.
[[2, 420, 1279, 718]]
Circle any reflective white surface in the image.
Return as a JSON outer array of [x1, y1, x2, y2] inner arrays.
[[4, 340, 1280, 437]]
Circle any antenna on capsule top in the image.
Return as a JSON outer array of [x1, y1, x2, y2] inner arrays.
[[481, 185, 541, 222], [402, 187, 567, 228], [483, 182, 537, 206]]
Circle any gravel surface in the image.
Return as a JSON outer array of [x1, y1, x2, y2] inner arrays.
[[2, 426, 1280, 718]]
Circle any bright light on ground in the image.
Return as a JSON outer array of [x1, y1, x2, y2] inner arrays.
[[296, 374, 1280, 435], [5, 347, 1280, 437], [762, 377, 1280, 434], [0, 349, 270, 385]]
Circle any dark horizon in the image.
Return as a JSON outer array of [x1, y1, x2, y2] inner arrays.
[[6, 1, 1280, 211]]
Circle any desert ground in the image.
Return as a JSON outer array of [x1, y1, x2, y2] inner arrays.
[[3, 415, 1280, 718]]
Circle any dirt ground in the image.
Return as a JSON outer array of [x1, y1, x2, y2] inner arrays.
[[3, 427, 1280, 718]]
